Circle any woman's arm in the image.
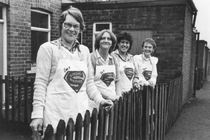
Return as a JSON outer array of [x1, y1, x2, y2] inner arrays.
[[148, 57, 158, 87], [31, 44, 52, 119]]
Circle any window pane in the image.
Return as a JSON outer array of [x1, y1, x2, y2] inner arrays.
[[0, 7, 2, 19], [96, 24, 110, 32], [31, 11, 48, 28], [31, 31, 48, 63]]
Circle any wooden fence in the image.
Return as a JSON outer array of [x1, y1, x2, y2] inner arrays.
[[0, 75, 34, 123], [0, 75, 182, 140]]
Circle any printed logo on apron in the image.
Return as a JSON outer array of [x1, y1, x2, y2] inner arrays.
[[64, 71, 86, 93], [142, 70, 152, 80], [124, 68, 134, 80], [100, 72, 114, 87]]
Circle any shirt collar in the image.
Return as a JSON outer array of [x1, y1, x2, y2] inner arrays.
[[58, 38, 81, 52], [113, 49, 132, 62], [95, 49, 113, 62]]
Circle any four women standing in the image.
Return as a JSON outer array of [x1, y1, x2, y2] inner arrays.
[[30, 6, 158, 134]]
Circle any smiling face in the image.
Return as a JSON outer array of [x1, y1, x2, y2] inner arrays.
[[99, 32, 112, 51], [142, 42, 154, 58], [118, 39, 130, 54], [61, 14, 80, 44]]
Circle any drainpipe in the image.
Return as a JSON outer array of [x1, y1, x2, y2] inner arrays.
[[192, 11, 197, 28], [193, 32, 200, 97]]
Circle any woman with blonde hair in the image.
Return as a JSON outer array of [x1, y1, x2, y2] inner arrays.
[[89, 29, 119, 110]]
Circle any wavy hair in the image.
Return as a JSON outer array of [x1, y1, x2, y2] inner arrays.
[[94, 29, 117, 53], [59, 6, 85, 34], [116, 32, 133, 52]]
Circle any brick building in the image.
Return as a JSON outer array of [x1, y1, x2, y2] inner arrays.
[[0, 0, 61, 76], [195, 40, 209, 89], [0, 0, 199, 104], [63, 0, 197, 103]]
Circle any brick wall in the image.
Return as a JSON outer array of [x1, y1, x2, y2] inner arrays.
[[7, 0, 61, 76], [66, 1, 196, 104], [69, 3, 187, 81], [182, 6, 194, 103]]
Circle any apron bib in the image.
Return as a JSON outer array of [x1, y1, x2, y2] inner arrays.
[[117, 61, 134, 95], [89, 64, 116, 110], [44, 58, 88, 130], [142, 62, 153, 80]]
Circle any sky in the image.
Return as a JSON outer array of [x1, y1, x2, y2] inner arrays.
[[193, 0, 210, 48]]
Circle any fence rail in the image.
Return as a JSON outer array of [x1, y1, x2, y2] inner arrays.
[[0, 75, 182, 140]]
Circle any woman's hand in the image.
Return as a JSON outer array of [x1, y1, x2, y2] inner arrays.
[[100, 99, 113, 111], [30, 118, 43, 132]]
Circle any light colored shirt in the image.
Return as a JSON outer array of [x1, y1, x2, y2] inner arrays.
[[111, 50, 134, 95], [90, 50, 119, 100], [133, 54, 158, 87]]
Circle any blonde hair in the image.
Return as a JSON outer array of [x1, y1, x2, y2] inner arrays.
[[94, 29, 117, 53]]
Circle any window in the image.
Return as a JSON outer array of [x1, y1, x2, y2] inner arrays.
[[92, 22, 112, 51], [0, 7, 7, 76], [31, 9, 50, 64]]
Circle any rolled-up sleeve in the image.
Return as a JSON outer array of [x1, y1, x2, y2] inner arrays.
[[86, 51, 104, 105], [148, 57, 158, 87], [31, 44, 52, 119]]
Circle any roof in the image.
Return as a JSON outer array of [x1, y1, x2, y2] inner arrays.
[[62, 0, 197, 12]]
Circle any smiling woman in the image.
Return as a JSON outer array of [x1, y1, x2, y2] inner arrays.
[[89, 29, 119, 110], [133, 38, 158, 89], [111, 32, 135, 96]]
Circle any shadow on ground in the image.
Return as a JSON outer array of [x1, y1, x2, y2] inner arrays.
[[0, 121, 32, 140], [165, 81, 210, 140]]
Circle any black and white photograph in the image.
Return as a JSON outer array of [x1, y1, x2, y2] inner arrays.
[[0, 0, 209, 140]]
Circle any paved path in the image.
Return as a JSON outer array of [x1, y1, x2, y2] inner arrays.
[[165, 76, 210, 140]]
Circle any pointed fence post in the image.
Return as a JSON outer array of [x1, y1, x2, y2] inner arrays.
[[43, 125, 54, 140], [75, 113, 83, 140], [107, 104, 114, 140], [83, 110, 90, 140], [24, 77, 28, 123], [90, 108, 97, 140], [5, 75, 9, 121], [112, 100, 118, 140], [66, 118, 75, 140], [11, 77, 15, 121], [17, 78, 21, 121], [56, 120, 66, 140], [0, 75, 2, 120], [98, 105, 105, 140], [117, 97, 123, 140]]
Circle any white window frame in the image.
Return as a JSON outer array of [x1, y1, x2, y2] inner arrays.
[[0, 7, 7, 106], [92, 22, 112, 51], [31, 9, 51, 41], [0, 7, 7, 77], [28, 9, 51, 73]]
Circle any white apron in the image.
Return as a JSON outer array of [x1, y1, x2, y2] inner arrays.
[[141, 60, 153, 81], [89, 64, 116, 110], [116, 61, 134, 95], [44, 57, 88, 130]]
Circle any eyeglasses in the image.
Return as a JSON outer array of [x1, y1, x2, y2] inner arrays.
[[63, 22, 80, 30]]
